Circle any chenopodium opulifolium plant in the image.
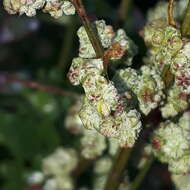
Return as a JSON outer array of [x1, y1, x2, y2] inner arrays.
[[68, 20, 142, 148], [152, 111, 190, 174], [3, 0, 75, 18]]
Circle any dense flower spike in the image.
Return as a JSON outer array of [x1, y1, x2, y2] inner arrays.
[[68, 45, 142, 147], [3, 0, 75, 18], [114, 66, 164, 115], [77, 20, 137, 63], [143, 19, 183, 71], [152, 112, 190, 174], [65, 97, 106, 159]]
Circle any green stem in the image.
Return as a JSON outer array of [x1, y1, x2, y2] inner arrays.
[[182, 0, 190, 37], [104, 147, 132, 190], [70, 0, 104, 59], [119, 0, 132, 22], [168, 0, 176, 27], [161, 64, 174, 88], [129, 156, 154, 190]]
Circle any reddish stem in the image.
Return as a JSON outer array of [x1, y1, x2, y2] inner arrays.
[[4, 74, 79, 97]]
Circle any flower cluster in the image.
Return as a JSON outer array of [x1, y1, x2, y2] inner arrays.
[[114, 65, 165, 115], [152, 112, 190, 174], [77, 20, 137, 65], [143, 19, 190, 118], [144, 19, 183, 71], [3, 0, 75, 18], [161, 85, 189, 118], [65, 97, 106, 159], [68, 20, 142, 147]]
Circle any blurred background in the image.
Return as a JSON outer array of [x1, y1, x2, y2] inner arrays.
[[0, 0, 177, 189]]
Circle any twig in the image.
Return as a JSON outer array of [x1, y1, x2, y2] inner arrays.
[[168, 0, 176, 27], [104, 147, 132, 190], [70, 0, 104, 59], [129, 155, 154, 190], [181, 0, 190, 37], [4, 74, 79, 97]]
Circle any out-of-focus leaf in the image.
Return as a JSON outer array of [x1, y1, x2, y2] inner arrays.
[[0, 112, 60, 160]]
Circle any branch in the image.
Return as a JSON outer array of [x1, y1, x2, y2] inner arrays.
[[70, 0, 104, 58], [181, 0, 190, 37], [4, 74, 79, 97], [104, 147, 132, 190], [168, 0, 176, 27], [129, 155, 154, 190]]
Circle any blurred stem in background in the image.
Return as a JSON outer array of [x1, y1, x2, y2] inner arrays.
[[104, 147, 132, 190], [119, 0, 132, 23], [182, 0, 190, 36], [129, 155, 154, 190], [4, 74, 79, 97]]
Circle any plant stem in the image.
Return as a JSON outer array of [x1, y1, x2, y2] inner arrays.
[[168, 0, 176, 27], [119, 0, 132, 22], [161, 64, 174, 88], [72, 157, 93, 177], [129, 156, 154, 190], [70, 0, 104, 59], [181, 0, 190, 37], [104, 147, 132, 190], [4, 74, 79, 97]]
